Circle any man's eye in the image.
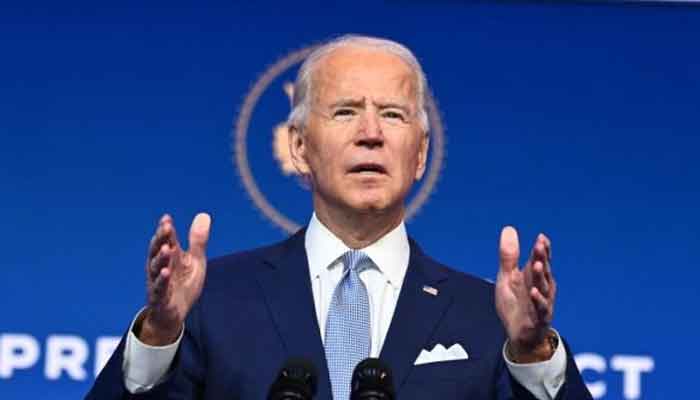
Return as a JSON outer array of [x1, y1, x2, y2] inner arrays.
[[382, 111, 406, 121], [333, 109, 357, 118]]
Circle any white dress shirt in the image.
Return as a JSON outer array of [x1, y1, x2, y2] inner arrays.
[[123, 214, 567, 399], [305, 212, 409, 356]]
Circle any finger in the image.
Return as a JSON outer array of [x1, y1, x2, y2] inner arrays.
[[148, 215, 179, 260], [543, 259, 553, 287], [499, 226, 520, 273], [149, 244, 173, 281], [532, 260, 550, 298], [530, 287, 551, 322], [530, 236, 549, 264], [188, 213, 211, 259], [528, 238, 549, 280], [159, 213, 173, 226], [540, 233, 552, 260], [148, 225, 171, 260], [149, 267, 172, 306], [549, 277, 557, 302], [535, 233, 555, 289]]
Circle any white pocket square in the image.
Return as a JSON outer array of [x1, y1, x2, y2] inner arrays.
[[414, 343, 469, 365]]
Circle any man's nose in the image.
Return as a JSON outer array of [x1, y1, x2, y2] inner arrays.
[[356, 110, 384, 148]]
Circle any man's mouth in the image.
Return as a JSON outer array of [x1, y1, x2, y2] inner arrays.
[[348, 163, 388, 175]]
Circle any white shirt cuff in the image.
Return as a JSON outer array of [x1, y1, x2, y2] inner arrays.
[[122, 307, 184, 394], [503, 329, 567, 400]]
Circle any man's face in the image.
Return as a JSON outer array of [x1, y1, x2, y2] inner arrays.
[[290, 45, 429, 216]]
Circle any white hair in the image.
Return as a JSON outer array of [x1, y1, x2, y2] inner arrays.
[[287, 34, 430, 133]]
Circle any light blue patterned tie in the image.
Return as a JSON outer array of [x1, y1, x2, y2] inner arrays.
[[324, 250, 372, 400]]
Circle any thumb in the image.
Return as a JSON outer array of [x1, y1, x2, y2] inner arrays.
[[499, 226, 520, 273], [188, 212, 211, 259]]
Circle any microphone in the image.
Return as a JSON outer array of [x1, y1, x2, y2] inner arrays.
[[267, 358, 318, 400], [351, 358, 395, 400]]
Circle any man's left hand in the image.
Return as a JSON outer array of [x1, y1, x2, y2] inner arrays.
[[495, 226, 557, 363]]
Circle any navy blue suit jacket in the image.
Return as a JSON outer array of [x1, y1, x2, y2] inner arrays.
[[86, 230, 592, 400]]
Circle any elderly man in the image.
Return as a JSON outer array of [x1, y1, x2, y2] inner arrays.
[[87, 35, 592, 400]]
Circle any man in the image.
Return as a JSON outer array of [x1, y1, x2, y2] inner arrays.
[[87, 35, 592, 400]]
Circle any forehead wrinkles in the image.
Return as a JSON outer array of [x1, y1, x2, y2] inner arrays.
[[310, 49, 418, 108]]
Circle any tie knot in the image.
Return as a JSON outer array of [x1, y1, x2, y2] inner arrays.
[[341, 250, 373, 274]]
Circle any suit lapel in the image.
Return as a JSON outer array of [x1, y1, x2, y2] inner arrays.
[[254, 230, 332, 400], [379, 239, 452, 393]]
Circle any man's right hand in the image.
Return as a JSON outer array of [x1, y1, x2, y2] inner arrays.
[[137, 213, 212, 346]]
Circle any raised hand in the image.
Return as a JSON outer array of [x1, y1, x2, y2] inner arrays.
[[495, 226, 557, 362], [138, 213, 211, 346]]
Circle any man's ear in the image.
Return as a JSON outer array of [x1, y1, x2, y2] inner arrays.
[[415, 133, 430, 181], [289, 124, 311, 175]]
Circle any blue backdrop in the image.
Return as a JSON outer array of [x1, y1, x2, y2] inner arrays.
[[1, 1, 698, 399]]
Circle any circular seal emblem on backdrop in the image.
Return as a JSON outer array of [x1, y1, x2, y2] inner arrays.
[[233, 45, 446, 234]]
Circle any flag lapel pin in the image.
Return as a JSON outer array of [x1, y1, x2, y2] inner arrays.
[[422, 285, 438, 296]]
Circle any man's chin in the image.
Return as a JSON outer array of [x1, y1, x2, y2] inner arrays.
[[344, 197, 399, 216], [315, 189, 402, 217]]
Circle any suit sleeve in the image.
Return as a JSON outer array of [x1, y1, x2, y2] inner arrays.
[[84, 302, 207, 400], [498, 339, 593, 400]]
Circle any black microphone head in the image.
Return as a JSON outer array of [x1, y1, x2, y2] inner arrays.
[[267, 357, 318, 400], [351, 358, 395, 400]]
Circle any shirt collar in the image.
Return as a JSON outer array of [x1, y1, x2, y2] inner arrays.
[[305, 213, 410, 286]]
